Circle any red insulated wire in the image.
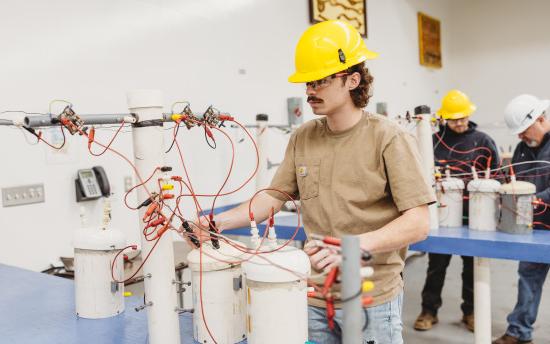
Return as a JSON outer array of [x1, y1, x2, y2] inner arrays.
[[268, 207, 275, 227], [209, 125, 236, 216], [124, 167, 160, 210], [110, 240, 161, 284], [88, 121, 125, 156], [37, 125, 66, 150], [434, 132, 494, 168], [173, 118, 259, 198]]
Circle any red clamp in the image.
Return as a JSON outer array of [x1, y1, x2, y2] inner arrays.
[[323, 267, 339, 330]]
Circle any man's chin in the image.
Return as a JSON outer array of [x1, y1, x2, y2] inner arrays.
[[526, 140, 539, 148]]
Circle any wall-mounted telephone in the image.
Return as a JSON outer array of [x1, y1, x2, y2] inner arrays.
[[75, 166, 111, 202]]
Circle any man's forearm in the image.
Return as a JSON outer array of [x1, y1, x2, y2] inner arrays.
[[215, 192, 285, 232], [359, 205, 429, 254]]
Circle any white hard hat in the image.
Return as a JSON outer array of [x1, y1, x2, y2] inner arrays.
[[504, 94, 549, 135]]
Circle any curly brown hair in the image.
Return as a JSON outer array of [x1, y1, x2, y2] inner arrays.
[[342, 62, 374, 108]]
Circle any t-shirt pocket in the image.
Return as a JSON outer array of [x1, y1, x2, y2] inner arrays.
[[295, 157, 321, 200]]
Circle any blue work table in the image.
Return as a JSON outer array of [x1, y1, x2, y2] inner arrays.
[[0, 263, 202, 344]]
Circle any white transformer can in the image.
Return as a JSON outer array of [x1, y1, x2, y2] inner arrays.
[[242, 246, 311, 344], [468, 178, 501, 231], [187, 241, 247, 344], [437, 176, 465, 227], [73, 227, 126, 319], [498, 177, 536, 234]]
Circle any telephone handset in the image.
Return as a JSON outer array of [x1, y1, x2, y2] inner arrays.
[[76, 166, 111, 202]]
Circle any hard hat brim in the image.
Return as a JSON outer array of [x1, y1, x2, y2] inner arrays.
[[437, 103, 477, 120], [288, 51, 378, 83]]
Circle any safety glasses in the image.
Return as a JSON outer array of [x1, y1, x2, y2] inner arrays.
[[305, 73, 349, 91]]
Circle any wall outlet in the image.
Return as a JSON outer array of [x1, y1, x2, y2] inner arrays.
[[2, 183, 45, 207]]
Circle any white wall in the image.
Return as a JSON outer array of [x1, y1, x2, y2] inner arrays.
[[448, 0, 550, 152], [0, 0, 455, 270]]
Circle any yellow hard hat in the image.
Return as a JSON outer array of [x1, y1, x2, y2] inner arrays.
[[288, 20, 378, 83], [437, 90, 477, 120]]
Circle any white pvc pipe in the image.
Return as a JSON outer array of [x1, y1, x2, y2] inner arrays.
[[415, 114, 439, 229], [255, 115, 269, 190], [127, 90, 180, 344], [474, 257, 491, 344], [342, 236, 362, 344]]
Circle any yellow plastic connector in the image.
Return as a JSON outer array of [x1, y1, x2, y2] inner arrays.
[[124, 292, 133, 297], [161, 184, 174, 191], [362, 281, 374, 293], [171, 114, 184, 122]]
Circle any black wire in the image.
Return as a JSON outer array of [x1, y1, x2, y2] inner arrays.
[[339, 287, 363, 303], [204, 127, 216, 149], [165, 122, 181, 153]]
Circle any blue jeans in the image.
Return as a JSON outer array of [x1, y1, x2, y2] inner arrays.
[[506, 261, 550, 341], [308, 293, 403, 344]]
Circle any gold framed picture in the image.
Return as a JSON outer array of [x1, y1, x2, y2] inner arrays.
[[418, 12, 442, 68], [309, 0, 368, 37]]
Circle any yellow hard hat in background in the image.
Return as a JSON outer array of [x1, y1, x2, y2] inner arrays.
[[288, 20, 378, 83], [437, 90, 477, 120]]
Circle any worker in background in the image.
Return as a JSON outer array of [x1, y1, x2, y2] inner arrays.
[[414, 90, 500, 332], [493, 94, 550, 344], [193, 20, 435, 343]]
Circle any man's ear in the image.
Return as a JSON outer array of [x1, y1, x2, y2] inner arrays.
[[348, 72, 361, 90]]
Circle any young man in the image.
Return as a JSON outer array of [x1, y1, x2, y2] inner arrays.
[[493, 94, 550, 344], [415, 90, 500, 332], [195, 20, 435, 343]]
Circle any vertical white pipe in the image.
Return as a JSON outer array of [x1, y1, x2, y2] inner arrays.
[[415, 113, 439, 229], [474, 257, 491, 344], [255, 114, 269, 190], [127, 90, 181, 344], [342, 235, 362, 344]]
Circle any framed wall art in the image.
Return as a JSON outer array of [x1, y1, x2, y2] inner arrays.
[[418, 12, 442, 68], [309, 0, 368, 37]]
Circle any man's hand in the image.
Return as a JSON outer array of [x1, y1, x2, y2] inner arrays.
[[304, 241, 342, 273], [186, 215, 214, 247]]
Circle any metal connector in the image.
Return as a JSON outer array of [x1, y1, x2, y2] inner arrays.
[[175, 307, 194, 314], [135, 301, 153, 312]]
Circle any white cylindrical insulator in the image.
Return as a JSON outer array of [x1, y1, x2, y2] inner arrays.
[[127, 90, 180, 344], [255, 114, 269, 191], [468, 179, 501, 231], [187, 241, 247, 344], [474, 257, 491, 344], [242, 247, 310, 344], [73, 227, 126, 319], [415, 114, 439, 229], [498, 179, 536, 234], [437, 177, 465, 227]]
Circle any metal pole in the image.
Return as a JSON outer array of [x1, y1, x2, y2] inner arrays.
[[24, 113, 135, 127], [342, 235, 362, 344], [474, 257, 492, 344], [127, 90, 181, 344]]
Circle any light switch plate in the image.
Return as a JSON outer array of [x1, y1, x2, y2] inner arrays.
[[2, 183, 45, 207]]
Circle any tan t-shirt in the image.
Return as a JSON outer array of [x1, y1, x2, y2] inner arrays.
[[269, 112, 436, 308]]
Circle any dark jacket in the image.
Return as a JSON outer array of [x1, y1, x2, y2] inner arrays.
[[433, 121, 500, 172], [432, 121, 500, 223], [512, 132, 550, 227]]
